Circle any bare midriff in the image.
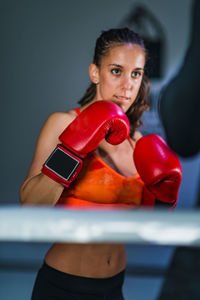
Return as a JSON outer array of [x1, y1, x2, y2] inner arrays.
[[44, 242, 126, 278]]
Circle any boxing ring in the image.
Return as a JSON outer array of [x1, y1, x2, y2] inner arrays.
[[2, 205, 200, 300], [1, 205, 200, 246]]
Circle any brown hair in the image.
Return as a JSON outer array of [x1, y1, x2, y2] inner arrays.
[[78, 27, 150, 137]]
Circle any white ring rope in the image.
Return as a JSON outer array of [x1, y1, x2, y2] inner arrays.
[[0, 206, 200, 246]]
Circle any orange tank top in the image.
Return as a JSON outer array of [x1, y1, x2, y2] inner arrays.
[[56, 107, 145, 210]]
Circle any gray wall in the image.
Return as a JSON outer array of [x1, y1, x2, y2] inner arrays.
[[1, 0, 199, 206], [1, 1, 200, 300]]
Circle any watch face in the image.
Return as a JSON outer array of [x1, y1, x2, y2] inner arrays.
[[45, 147, 80, 181]]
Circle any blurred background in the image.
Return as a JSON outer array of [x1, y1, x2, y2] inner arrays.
[[0, 0, 200, 299]]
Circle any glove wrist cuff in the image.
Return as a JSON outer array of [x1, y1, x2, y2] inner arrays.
[[41, 144, 84, 187]]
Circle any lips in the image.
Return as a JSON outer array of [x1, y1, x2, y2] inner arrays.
[[114, 95, 131, 101]]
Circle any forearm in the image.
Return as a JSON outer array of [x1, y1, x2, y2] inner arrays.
[[20, 173, 64, 206]]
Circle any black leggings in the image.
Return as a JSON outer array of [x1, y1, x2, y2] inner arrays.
[[31, 262, 125, 300]]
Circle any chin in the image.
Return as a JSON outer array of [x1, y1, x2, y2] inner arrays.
[[111, 100, 129, 111], [115, 102, 128, 113]]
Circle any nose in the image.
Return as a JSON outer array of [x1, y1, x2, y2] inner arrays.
[[121, 75, 133, 90]]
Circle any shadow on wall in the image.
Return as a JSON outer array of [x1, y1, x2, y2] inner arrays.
[[120, 3, 167, 80]]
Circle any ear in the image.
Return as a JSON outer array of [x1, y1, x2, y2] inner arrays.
[[89, 64, 100, 84]]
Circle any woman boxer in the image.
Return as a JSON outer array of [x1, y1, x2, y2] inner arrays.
[[20, 28, 182, 300]]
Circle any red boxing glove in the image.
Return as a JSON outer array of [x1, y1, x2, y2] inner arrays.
[[133, 134, 182, 208], [42, 100, 130, 187]]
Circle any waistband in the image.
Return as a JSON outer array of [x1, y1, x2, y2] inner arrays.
[[40, 261, 125, 294]]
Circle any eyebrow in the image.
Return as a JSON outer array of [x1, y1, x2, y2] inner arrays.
[[108, 64, 144, 71], [108, 64, 122, 68]]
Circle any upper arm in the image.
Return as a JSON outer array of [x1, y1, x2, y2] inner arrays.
[[23, 110, 75, 183]]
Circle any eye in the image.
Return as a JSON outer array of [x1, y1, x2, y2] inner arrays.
[[132, 71, 142, 78], [111, 68, 121, 75]]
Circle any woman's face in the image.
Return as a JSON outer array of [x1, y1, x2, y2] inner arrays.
[[89, 43, 145, 112]]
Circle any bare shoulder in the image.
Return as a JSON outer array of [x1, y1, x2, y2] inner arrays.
[[44, 109, 77, 133], [130, 130, 143, 144], [23, 109, 78, 181], [133, 130, 143, 142], [36, 108, 78, 155]]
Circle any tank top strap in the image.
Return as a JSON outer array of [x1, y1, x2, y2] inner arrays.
[[127, 136, 135, 150], [75, 107, 81, 115]]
